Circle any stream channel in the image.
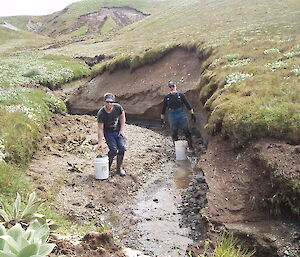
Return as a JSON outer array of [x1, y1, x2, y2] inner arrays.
[[107, 154, 208, 256]]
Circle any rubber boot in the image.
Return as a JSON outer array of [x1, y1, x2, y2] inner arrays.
[[108, 157, 114, 172], [171, 128, 179, 146], [187, 137, 194, 153], [184, 128, 194, 153], [117, 153, 126, 176], [171, 128, 179, 142]]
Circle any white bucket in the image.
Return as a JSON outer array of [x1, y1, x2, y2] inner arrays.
[[175, 140, 188, 160], [94, 156, 109, 180]]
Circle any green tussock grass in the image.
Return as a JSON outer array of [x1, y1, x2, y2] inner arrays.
[[91, 44, 175, 75], [0, 87, 66, 165], [0, 162, 29, 201], [202, 32, 300, 146], [189, 232, 255, 257]]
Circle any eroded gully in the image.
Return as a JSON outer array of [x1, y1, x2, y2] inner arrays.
[[107, 146, 208, 256]]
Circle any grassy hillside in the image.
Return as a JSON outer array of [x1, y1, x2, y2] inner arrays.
[[0, 26, 51, 53]]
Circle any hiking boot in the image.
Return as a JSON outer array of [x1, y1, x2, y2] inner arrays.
[[118, 168, 126, 177]]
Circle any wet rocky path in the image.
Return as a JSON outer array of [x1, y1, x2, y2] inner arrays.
[[115, 158, 208, 256]]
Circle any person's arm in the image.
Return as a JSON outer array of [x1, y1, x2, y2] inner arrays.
[[161, 96, 167, 120], [181, 93, 196, 122], [97, 123, 104, 152], [119, 110, 126, 137]]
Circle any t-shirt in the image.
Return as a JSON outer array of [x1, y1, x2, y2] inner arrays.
[[97, 103, 124, 132], [161, 92, 192, 114]]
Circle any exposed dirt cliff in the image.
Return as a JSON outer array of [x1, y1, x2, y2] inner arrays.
[[67, 48, 204, 120]]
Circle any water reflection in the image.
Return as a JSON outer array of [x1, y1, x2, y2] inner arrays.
[[173, 160, 193, 189]]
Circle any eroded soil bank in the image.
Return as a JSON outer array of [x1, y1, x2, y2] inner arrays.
[[199, 136, 300, 257]]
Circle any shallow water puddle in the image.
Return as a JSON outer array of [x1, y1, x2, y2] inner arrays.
[[173, 160, 193, 189], [127, 160, 195, 256]]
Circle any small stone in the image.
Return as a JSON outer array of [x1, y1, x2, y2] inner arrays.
[[85, 203, 95, 209]]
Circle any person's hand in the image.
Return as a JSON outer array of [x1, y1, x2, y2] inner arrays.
[[97, 143, 103, 152], [119, 129, 125, 137], [191, 114, 196, 123], [160, 118, 165, 128]]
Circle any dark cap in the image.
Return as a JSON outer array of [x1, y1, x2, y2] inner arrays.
[[104, 94, 115, 102], [168, 81, 176, 87]]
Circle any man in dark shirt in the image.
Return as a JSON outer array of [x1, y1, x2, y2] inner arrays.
[[161, 81, 196, 152], [97, 93, 126, 176]]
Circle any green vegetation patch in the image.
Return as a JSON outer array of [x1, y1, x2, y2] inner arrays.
[[70, 26, 88, 37], [0, 162, 29, 201], [0, 87, 66, 165], [201, 29, 300, 146], [189, 232, 255, 257], [101, 16, 117, 34], [265, 176, 300, 217], [0, 53, 91, 89]]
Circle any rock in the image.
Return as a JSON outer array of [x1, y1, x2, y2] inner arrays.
[[85, 203, 95, 209], [89, 139, 98, 145]]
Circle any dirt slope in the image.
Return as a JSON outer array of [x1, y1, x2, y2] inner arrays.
[[200, 136, 300, 256], [67, 48, 204, 119]]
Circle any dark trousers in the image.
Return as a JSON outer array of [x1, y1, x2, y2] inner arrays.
[[168, 108, 193, 149], [104, 130, 126, 172], [104, 131, 126, 158]]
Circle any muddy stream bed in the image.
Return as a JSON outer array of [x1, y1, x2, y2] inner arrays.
[[27, 113, 300, 256], [28, 114, 207, 256], [114, 159, 208, 256]]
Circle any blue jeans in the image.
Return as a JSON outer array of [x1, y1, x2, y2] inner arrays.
[[104, 131, 126, 158], [168, 107, 188, 130], [168, 108, 192, 148]]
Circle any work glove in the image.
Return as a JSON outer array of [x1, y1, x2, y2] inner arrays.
[[160, 119, 165, 128], [191, 114, 196, 123]]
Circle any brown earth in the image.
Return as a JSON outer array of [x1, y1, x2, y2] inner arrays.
[[72, 7, 149, 35], [199, 136, 300, 257]]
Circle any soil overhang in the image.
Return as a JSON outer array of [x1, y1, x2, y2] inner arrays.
[[67, 47, 209, 123]]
